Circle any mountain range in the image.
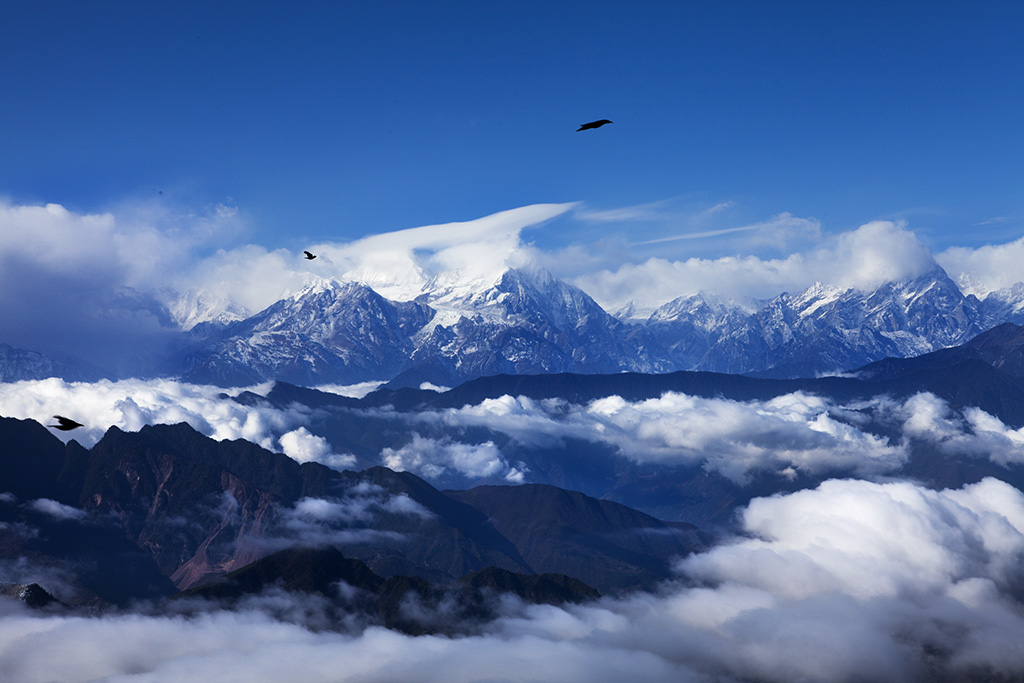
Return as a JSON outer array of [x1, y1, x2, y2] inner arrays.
[[6, 320, 1024, 682], [7, 257, 1024, 386], [9, 322, 1024, 610], [0, 413, 704, 609]]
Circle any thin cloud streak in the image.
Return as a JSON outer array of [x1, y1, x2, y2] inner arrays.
[[633, 223, 761, 245]]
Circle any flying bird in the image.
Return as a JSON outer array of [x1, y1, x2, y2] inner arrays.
[[303, 251, 317, 260], [49, 415, 84, 431], [577, 119, 613, 132]]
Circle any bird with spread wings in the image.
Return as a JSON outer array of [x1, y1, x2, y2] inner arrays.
[[577, 119, 613, 131]]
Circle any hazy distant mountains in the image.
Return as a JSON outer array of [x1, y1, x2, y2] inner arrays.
[[6, 260, 1024, 387], [0, 343, 103, 383]]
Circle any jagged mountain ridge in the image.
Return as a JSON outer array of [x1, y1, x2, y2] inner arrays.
[[0, 416, 701, 602], [7, 260, 1024, 384], [693, 267, 988, 377], [174, 267, 675, 388], [175, 262, 1024, 386]]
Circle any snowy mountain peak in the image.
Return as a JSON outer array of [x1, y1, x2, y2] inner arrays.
[[169, 256, 1022, 387], [793, 282, 847, 318], [168, 288, 251, 330], [291, 277, 359, 300]]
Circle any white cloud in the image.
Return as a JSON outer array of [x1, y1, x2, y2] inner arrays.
[[269, 484, 431, 549], [0, 378, 302, 449], [571, 219, 937, 313], [0, 200, 244, 369], [634, 212, 820, 249], [314, 203, 576, 301], [381, 433, 524, 483], [3, 478, 1024, 682], [897, 392, 1024, 466], [937, 236, 1024, 298], [27, 499, 86, 521], [312, 382, 385, 399], [425, 391, 907, 484], [828, 220, 937, 291], [279, 427, 356, 470]]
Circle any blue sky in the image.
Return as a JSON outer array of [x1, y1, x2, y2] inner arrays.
[[3, 1, 1022, 259]]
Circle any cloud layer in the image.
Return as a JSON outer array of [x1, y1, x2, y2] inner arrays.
[[411, 391, 908, 483], [571, 219, 942, 312], [6, 376, 1024, 487], [3, 477, 1024, 682]]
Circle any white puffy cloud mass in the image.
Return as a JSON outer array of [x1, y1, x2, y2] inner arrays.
[[937, 235, 1024, 298], [572, 219, 942, 312], [27, 499, 87, 521], [0, 378, 333, 467], [417, 391, 908, 483], [8, 375, 1024, 487], [382, 433, 526, 483], [279, 427, 356, 470], [0, 200, 245, 369], [3, 477, 1024, 682]]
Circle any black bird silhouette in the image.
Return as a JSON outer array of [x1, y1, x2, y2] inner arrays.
[[303, 251, 317, 260], [49, 415, 83, 431], [577, 119, 613, 132]]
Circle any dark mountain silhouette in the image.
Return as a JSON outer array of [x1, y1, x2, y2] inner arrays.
[[0, 416, 700, 604], [459, 566, 599, 604], [446, 484, 704, 591], [0, 582, 64, 609], [179, 546, 600, 634], [179, 546, 381, 601]]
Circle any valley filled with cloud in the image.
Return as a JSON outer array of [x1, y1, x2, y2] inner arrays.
[[2, 476, 1023, 682]]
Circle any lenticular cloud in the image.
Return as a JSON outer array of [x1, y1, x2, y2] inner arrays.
[[2, 477, 1024, 682]]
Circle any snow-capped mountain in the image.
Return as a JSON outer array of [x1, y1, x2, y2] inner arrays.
[[161, 258, 1024, 387], [172, 268, 673, 387], [167, 287, 252, 331], [395, 266, 673, 387], [694, 267, 987, 376], [643, 291, 762, 370], [176, 279, 433, 386]]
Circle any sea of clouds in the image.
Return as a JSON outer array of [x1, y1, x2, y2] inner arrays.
[[2, 476, 1023, 682], [4, 378, 1024, 485], [4, 378, 1024, 680], [6, 191, 1024, 680]]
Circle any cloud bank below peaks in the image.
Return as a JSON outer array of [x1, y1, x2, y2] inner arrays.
[[3, 477, 1024, 682], [0, 378, 353, 471], [407, 391, 907, 484]]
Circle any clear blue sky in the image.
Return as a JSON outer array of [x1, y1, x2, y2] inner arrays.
[[2, 1, 1022, 257]]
